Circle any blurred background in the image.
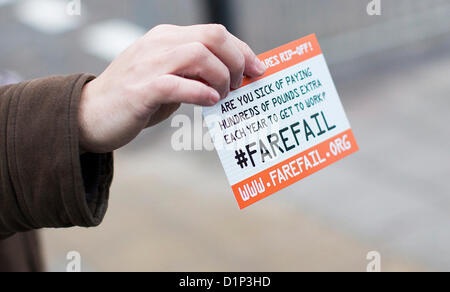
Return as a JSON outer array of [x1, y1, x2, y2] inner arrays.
[[1, 0, 450, 271]]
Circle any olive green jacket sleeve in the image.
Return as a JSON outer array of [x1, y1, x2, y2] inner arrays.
[[0, 74, 113, 239]]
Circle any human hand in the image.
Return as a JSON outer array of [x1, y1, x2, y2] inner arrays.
[[78, 24, 266, 153]]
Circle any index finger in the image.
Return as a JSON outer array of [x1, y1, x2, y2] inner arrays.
[[182, 24, 266, 85], [230, 34, 267, 78]]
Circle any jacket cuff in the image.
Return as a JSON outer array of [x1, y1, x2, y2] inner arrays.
[[6, 74, 113, 231]]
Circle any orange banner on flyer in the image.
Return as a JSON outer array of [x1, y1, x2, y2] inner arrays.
[[232, 129, 358, 209], [240, 34, 322, 88]]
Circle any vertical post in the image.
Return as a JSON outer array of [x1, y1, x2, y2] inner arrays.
[[204, 0, 236, 34]]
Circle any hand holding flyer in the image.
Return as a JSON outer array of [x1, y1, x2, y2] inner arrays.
[[203, 34, 359, 209]]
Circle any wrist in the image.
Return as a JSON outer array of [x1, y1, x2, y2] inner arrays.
[[79, 80, 96, 154]]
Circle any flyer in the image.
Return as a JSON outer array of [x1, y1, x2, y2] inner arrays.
[[203, 34, 359, 209]]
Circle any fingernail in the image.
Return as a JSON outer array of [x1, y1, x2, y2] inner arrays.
[[255, 57, 266, 75], [210, 90, 220, 105]]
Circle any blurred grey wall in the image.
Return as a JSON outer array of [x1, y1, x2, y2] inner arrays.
[[228, 0, 450, 64]]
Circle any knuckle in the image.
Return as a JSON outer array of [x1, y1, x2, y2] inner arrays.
[[152, 75, 179, 97], [205, 24, 228, 44], [218, 68, 231, 92], [146, 25, 178, 43], [220, 66, 231, 82], [239, 41, 255, 60], [241, 42, 252, 55], [213, 23, 227, 33], [150, 24, 175, 33], [190, 41, 207, 52], [188, 42, 209, 62], [234, 53, 246, 74]]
